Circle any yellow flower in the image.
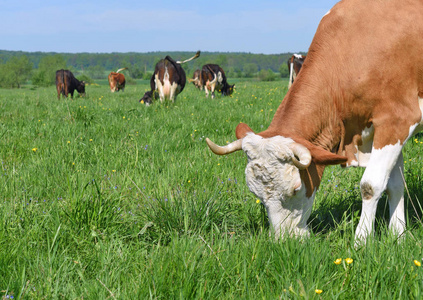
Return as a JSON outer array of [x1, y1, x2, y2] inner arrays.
[[414, 260, 421, 267], [315, 289, 323, 294], [345, 258, 353, 264], [67, 141, 71, 144], [256, 199, 260, 204], [123, 116, 125, 119], [334, 258, 342, 265], [32, 148, 37, 152], [112, 170, 116, 173]]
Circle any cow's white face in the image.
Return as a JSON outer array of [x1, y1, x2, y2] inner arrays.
[[243, 134, 302, 200], [242, 133, 314, 238]]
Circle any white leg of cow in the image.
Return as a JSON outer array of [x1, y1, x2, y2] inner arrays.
[[211, 83, 216, 99], [355, 142, 403, 244], [169, 82, 178, 103], [155, 75, 165, 103], [288, 62, 294, 89], [386, 153, 406, 236], [205, 85, 210, 98]]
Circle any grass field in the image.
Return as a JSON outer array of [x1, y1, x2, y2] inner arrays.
[[1, 78, 423, 299]]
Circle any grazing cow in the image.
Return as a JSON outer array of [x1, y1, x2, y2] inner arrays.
[[55, 69, 85, 99], [200, 64, 234, 98], [139, 51, 200, 105], [206, 0, 423, 244], [108, 68, 127, 92], [287, 54, 306, 89], [188, 69, 202, 90]]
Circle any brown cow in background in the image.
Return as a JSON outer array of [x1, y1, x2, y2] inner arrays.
[[55, 69, 86, 99], [188, 69, 202, 90], [108, 68, 127, 92], [287, 54, 306, 89]]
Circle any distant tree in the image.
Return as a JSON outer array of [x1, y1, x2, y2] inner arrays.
[[279, 63, 289, 78], [128, 64, 143, 79], [32, 54, 67, 86], [143, 72, 153, 80], [259, 69, 276, 81], [215, 54, 228, 69], [87, 65, 105, 79], [244, 63, 258, 78], [77, 74, 94, 84], [0, 55, 33, 88]]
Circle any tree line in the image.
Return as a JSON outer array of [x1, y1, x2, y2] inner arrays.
[[0, 50, 306, 88]]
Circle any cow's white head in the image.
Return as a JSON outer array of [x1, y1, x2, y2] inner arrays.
[[206, 132, 314, 238]]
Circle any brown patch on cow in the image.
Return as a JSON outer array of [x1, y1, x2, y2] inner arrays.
[[361, 182, 374, 200], [236, 123, 254, 139]]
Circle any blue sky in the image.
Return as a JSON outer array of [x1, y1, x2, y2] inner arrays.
[[2, 0, 339, 54]]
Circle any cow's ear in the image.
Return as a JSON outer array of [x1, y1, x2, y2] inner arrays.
[[236, 123, 254, 139], [310, 147, 348, 165]]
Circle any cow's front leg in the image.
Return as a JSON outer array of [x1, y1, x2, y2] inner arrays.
[[386, 153, 406, 236], [356, 142, 404, 244]]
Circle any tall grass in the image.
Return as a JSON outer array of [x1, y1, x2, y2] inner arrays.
[[0, 79, 422, 298]]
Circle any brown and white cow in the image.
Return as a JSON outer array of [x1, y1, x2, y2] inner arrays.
[[188, 69, 202, 90], [287, 54, 306, 89], [56, 69, 85, 99], [108, 68, 127, 92], [206, 0, 423, 244], [140, 51, 200, 105], [200, 64, 234, 99]]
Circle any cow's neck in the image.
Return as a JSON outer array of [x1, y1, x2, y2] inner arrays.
[[263, 70, 344, 155], [257, 69, 343, 197]]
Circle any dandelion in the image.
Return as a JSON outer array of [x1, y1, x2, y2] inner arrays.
[[315, 289, 323, 294], [256, 199, 260, 204], [112, 170, 116, 173], [32, 148, 37, 152], [414, 260, 421, 267], [334, 258, 342, 265], [345, 258, 353, 264], [123, 116, 125, 119], [67, 141, 71, 144]]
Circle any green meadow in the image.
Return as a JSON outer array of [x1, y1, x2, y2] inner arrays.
[[1, 79, 423, 299]]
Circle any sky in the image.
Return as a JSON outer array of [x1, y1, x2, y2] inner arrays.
[[1, 0, 339, 54]]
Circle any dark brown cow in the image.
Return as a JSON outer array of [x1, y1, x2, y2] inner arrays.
[[188, 69, 202, 90], [55, 69, 85, 99], [200, 64, 234, 98], [108, 68, 127, 92], [287, 54, 306, 89], [140, 51, 200, 105], [206, 0, 423, 244]]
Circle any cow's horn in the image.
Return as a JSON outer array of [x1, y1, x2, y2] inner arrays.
[[206, 138, 242, 155], [289, 143, 312, 169]]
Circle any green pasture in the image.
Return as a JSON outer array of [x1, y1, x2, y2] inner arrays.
[[1, 79, 423, 299]]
